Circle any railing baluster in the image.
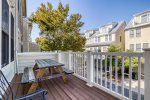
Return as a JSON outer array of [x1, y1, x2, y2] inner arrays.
[[100, 55, 103, 85], [93, 55, 95, 82], [122, 56, 125, 97], [129, 57, 132, 100], [105, 55, 107, 88], [82, 54, 84, 77], [138, 57, 141, 100], [115, 56, 118, 93], [84, 54, 86, 78], [75, 54, 77, 74], [96, 55, 98, 84], [110, 56, 112, 91]]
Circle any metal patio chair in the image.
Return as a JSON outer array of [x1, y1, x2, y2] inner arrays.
[[0, 70, 48, 100]]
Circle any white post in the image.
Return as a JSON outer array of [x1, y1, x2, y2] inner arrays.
[[68, 51, 72, 70], [58, 51, 62, 63], [86, 51, 94, 87], [143, 48, 150, 100]]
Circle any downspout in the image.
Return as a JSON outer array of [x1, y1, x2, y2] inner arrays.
[[15, 0, 19, 74]]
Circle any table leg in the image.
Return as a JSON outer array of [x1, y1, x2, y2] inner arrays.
[[28, 69, 46, 94], [57, 66, 68, 83]]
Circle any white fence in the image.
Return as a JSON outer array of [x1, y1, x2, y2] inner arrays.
[[17, 50, 150, 100], [17, 52, 59, 73]]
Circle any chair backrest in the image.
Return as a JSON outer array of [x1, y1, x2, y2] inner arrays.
[[0, 70, 13, 100]]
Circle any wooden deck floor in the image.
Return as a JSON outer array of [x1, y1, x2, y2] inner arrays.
[[11, 74, 118, 100]]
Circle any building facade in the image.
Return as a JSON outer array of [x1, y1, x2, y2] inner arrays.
[[125, 10, 150, 52], [85, 21, 126, 52], [0, 0, 28, 82], [23, 17, 40, 52]]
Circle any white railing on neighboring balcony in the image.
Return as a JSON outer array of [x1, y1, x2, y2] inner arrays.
[[60, 51, 145, 100]]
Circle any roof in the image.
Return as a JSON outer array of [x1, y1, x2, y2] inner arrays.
[[125, 10, 150, 30], [134, 10, 150, 17], [87, 21, 125, 38]]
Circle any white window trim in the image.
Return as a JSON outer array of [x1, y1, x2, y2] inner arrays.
[[129, 44, 135, 51], [129, 30, 134, 38], [135, 28, 141, 37], [140, 13, 149, 24], [136, 43, 141, 52]]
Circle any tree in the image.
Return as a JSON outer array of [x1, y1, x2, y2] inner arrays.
[[30, 2, 85, 51]]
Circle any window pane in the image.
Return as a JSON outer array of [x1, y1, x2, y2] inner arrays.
[[1, 0, 9, 67], [129, 30, 134, 38], [136, 29, 141, 37], [143, 43, 149, 49], [105, 35, 108, 41], [2, 0, 9, 34], [136, 44, 141, 52], [130, 44, 134, 51], [109, 34, 112, 41], [11, 14, 14, 61], [2, 31, 9, 67], [141, 15, 148, 23]]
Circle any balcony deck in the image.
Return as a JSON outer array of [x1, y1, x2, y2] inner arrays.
[[11, 74, 118, 100]]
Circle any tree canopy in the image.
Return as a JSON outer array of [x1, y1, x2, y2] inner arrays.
[[30, 2, 86, 51]]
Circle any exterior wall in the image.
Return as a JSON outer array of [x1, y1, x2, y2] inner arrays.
[[22, 18, 29, 52], [0, 0, 26, 82], [115, 22, 126, 50], [125, 25, 150, 52], [0, 0, 16, 82], [29, 42, 41, 52]]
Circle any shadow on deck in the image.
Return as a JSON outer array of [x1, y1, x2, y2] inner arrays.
[[11, 74, 118, 100]]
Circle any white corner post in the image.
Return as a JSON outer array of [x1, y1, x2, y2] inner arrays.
[[68, 51, 72, 70], [86, 51, 94, 87], [58, 51, 62, 63], [143, 48, 150, 100]]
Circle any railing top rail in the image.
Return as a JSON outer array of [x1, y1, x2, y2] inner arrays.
[[91, 52, 143, 57], [17, 52, 59, 56], [71, 52, 87, 54]]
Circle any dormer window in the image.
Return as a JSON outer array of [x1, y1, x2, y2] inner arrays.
[[102, 27, 107, 33], [141, 14, 150, 24]]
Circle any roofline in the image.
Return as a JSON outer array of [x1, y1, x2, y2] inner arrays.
[[99, 22, 118, 28], [133, 10, 150, 17]]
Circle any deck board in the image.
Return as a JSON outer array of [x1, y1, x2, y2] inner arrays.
[[10, 74, 118, 100]]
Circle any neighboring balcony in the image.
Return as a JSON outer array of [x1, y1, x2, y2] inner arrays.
[[16, 50, 150, 100]]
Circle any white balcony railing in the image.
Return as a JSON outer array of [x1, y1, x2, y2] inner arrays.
[[17, 49, 150, 100]]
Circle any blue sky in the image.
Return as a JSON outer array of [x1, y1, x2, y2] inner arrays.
[[27, 0, 150, 42]]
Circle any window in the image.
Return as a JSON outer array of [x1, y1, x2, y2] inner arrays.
[[141, 15, 148, 23], [98, 37, 100, 42], [149, 14, 150, 22], [129, 30, 134, 38], [109, 34, 112, 41], [130, 44, 134, 51], [143, 43, 149, 49], [105, 35, 108, 41], [136, 44, 141, 52], [136, 29, 141, 37], [11, 14, 14, 61], [120, 36, 122, 42], [1, 0, 9, 67], [102, 27, 107, 33], [103, 47, 107, 52]]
